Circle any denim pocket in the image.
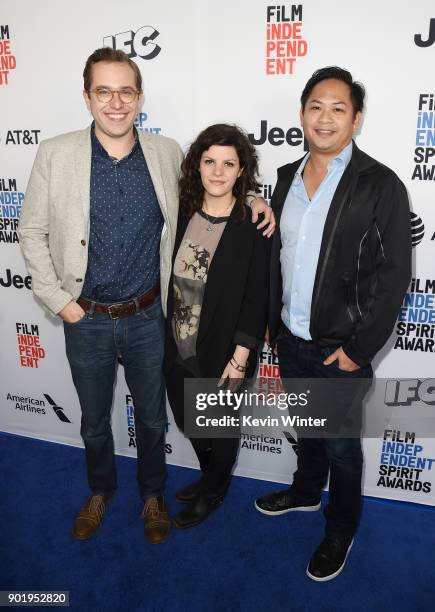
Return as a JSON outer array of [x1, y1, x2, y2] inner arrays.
[[63, 313, 89, 327], [136, 298, 162, 321]]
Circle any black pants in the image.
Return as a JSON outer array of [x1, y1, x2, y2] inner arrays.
[[165, 360, 239, 496], [277, 325, 373, 538]]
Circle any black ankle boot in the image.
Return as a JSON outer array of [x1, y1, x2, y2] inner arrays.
[[173, 491, 224, 529], [175, 477, 204, 503], [194, 446, 212, 472]]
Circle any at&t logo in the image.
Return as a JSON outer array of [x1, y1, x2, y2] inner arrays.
[[411, 212, 425, 247]]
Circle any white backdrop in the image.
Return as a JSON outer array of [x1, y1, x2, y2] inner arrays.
[[1, 0, 434, 505]]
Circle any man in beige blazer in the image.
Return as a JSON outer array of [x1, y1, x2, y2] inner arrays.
[[19, 47, 273, 544], [19, 47, 183, 545]]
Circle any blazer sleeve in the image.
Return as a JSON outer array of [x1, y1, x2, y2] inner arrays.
[[18, 142, 74, 315], [233, 223, 272, 349]]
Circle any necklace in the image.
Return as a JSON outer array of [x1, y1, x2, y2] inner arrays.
[[202, 199, 234, 232]]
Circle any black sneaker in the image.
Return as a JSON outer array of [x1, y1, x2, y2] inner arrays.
[[306, 535, 354, 582], [254, 489, 321, 516]]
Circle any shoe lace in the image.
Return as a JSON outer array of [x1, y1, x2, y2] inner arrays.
[[88, 495, 105, 520], [142, 497, 160, 519]]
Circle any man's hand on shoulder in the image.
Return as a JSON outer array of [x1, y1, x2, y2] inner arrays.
[[249, 197, 276, 238], [58, 301, 86, 324], [323, 346, 360, 372]]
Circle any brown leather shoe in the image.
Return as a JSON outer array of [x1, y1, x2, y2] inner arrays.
[[72, 494, 111, 540], [141, 495, 170, 544]]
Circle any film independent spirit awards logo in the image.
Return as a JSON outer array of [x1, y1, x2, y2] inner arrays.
[[240, 346, 299, 457], [0, 25, 16, 85], [265, 4, 308, 75], [377, 382, 435, 495], [0, 177, 24, 244]]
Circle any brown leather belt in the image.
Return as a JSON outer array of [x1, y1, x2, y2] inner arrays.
[[77, 282, 160, 319]]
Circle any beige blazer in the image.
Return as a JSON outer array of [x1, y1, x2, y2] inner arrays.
[[18, 126, 184, 316]]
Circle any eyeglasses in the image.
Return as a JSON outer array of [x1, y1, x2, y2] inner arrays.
[[89, 87, 140, 104]]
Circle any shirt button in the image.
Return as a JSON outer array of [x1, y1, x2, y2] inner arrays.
[[81, 240, 86, 246]]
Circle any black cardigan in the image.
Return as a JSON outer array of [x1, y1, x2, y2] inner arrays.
[[164, 204, 271, 378]]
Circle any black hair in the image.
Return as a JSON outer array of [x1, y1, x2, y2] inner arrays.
[[301, 66, 365, 116]]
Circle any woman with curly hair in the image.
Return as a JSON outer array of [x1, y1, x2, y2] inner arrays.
[[164, 123, 270, 528]]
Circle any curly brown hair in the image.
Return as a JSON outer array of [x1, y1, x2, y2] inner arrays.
[[179, 124, 260, 220]]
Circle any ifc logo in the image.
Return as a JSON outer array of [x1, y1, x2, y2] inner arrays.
[[411, 212, 425, 247]]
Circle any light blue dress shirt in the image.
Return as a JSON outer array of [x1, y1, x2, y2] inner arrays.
[[280, 141, 353, 340]]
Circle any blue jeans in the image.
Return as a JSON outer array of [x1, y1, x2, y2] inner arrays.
[[277, 324, 373, 537], [63, 297, 166, 501]]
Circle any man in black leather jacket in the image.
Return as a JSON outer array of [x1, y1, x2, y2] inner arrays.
[[255, 66, 411, 582]]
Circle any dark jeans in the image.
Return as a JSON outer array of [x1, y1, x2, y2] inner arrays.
[[277, 325, 373, 537], [165, 360, 239, 496], [64, 297, 166, 501]]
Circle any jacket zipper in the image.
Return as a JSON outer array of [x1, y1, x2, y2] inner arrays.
[[310, 173, 359, 337], [343, 277, 355, 323]]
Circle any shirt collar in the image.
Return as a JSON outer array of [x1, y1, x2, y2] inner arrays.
[[293, 140, 353, 186], [293, 153, 310, 186], [91, 122, 139, 161], [333, 140, 353, 168]]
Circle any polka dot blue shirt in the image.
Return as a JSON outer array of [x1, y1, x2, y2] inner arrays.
[[82, 128, 164, 302]]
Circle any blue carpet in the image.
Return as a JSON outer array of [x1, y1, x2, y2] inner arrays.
[[1, 432, 434, 611]]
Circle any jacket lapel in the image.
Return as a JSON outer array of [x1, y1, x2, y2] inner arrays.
[[74, 127, 92, 227], [138, 132, 169, 225], [269, 160, 300, 306], [273, 162, 299, 224], [166, 212, 188, 322], [172, 212, 189, 265]]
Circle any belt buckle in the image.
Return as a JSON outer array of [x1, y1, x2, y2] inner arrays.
[[108, 303, 123, 319]]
